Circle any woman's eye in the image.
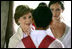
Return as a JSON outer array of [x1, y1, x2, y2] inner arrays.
[[23, 17, 26, 19], [51, 9, 54, 11], [29, 16, 31, 18], [56, 9, 60, 11]]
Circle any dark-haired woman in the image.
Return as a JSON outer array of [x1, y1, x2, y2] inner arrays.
[[48, 1, 71, 48]]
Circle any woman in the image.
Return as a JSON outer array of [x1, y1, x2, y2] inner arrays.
[[48, 1, 71, 48], [8, 5, 35, 48]]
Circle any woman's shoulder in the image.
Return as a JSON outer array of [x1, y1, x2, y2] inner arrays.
[[9, 33, 18, 44], [10, 32, 18, 39], [61, 24, 71, 48], [10, 26, 23, 40], [59, 23, 71, 41], [65, 24, 71, 33], [8, 32, 21, 48], [62, 22, 70, 33]]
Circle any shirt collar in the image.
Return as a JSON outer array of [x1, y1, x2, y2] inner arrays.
[[46, 27, 54, 37]]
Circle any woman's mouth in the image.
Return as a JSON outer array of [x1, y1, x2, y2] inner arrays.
[[54, 16, 58, 17], [26, 23, 31, 26]]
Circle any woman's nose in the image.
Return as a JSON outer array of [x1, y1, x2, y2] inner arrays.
[[26, 18, 31, 22], [53, 12, 56, 17], [53, 13, 55, 17]]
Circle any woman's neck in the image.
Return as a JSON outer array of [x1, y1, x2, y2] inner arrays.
[[50, 21, 66, 38], [36, 26, 49, 30]]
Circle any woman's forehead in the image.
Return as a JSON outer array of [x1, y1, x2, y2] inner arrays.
[[50, 3, 61, 9], [22, 12, 32, 17]]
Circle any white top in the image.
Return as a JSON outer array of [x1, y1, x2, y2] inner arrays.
[[30, 30, 47, 47], [8, 25, 35, 48], [47, 25, 71, 48], [59, 25, 71, 48], [16, 29, 64, 48], [8, 26, 64, 48]]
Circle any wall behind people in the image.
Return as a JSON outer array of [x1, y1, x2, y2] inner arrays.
[[1, 1, 13, 48]]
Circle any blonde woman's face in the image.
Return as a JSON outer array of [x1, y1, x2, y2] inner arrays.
[[18, 12, 32, 30], [50, 2, 63, 20]]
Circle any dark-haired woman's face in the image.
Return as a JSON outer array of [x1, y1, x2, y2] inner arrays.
[[50, 2, 63, 21], [18, 12, 32, 31]]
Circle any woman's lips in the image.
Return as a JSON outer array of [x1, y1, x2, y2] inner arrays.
[[26, 23, 31, 26], [54, 16, 58, 17]]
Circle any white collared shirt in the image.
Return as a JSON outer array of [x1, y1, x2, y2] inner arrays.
[[22, 28, 64, 48]]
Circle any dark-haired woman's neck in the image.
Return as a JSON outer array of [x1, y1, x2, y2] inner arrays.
[[36, 26, 49, 30]]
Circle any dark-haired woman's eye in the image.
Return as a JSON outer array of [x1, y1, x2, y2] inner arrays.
[[56, 9, 60, 11], [51, 9, 54, 11]]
